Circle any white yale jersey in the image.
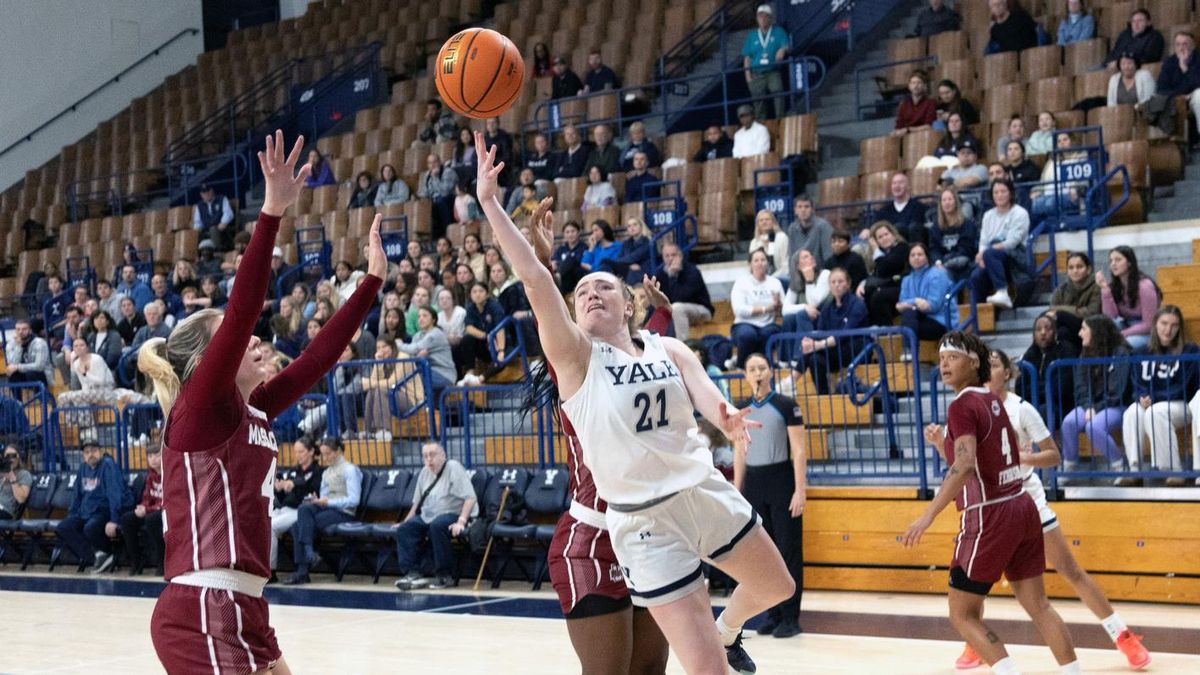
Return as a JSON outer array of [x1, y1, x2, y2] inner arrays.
[[560, 330, 717, 504]]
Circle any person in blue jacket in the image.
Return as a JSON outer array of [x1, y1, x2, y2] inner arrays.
[[602, 218, 651, 284], [1056, 0, 1095, 46], [579, 219, 622, 276], [897, 243, 952, 343], [1121, 305, 1199, 483], [55, 442, 132, 574], [796, 267, 868, 394]]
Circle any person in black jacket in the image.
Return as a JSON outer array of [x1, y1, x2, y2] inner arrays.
[[1156, 31, 1200, 127], [926, 188, 979, 282], [551, 221, 588, 292], [554, 125, 590, 179], [1002, 140, 1040, 185], [524, 133, 557, 182], [987, 0, 1038, 54], [269, 436, 324, 574], [84, 310, 124, 372], [659, 242, 714, 340], [822, 230, 868, 291], [693, 125, 734, 162], [913, 0, 961, 38], [1020, 311, 1078, 426], [550, 56, 584, 99], [1104, 9, 1166, 72], [872, 173, 927, 245], [859, 221, 910, 326]]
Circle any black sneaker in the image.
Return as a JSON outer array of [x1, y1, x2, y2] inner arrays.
[[427, 575, 452, 590], [755, 617, 779, 636], [90, 552, 116, 575], [725, 631, 756, 674], [281, 570, 310, 585], [393, 571, 423, 591], [772, 619, 802, 638]]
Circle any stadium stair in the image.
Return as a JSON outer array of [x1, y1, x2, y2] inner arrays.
[[1147, 152, 1200, 222]]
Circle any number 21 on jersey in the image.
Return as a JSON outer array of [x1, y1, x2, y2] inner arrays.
[[634, 389, 669, 432]]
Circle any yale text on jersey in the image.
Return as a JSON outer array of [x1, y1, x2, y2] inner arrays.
[[604, 359, 679, 386]]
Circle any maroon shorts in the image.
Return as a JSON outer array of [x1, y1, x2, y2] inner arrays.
[[151, 583, 281, 674], [950, 493, 1045, 593], [548, 513, 629, 615]]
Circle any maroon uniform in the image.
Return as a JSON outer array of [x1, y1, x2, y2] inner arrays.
[[944, 386, 1044, 593], [151, 213, 381, 674]]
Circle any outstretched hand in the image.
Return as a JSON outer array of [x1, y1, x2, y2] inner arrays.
[[642, 275, 670, 309], [366, 213, 386, 279], [528, 196, 556, 266], [259, 130, 311, 217], [718, 401, 762, 446], [475, 131, 504, 204]]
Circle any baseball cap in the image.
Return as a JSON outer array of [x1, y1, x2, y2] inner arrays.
[[756, 4, 773, 15], [737, 104, 754, 117], [272, 246, 283, 257], [199, 183, 214, 192], [198, 240, 215, 250], [957, 138, 978, 153]]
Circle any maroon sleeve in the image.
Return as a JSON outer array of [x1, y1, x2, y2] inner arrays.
[[141, 470, 163, 512], [251, 274, 382, 418], [645, 306, 672, 335], [944, 395, 981, 465]]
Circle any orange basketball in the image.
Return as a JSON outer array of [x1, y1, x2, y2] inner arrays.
[[434, 28, 524, 119]]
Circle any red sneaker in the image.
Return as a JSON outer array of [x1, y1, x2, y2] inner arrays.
[[1115, 630, 1151, 670], [955, 643, 983, 670]]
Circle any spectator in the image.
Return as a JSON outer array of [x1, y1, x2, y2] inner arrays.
[[918, 112, 978, 168], [742, 3, 790, 120], [450, 128, 478, 177], [418, 154, 458, 236], [749, 209, 790, 280], [1121, 305, 1198, 484], [1106, 53, 1156, 109], [1020, 312, 1078, 424], [913, 0, 961, 37], [462, 233, 486, 281], [624, 151, 660, 204], [289, 282, 315, 320], [1030, 132, 1090, 219], [602, 218, 651, 283], [934, 79, 979, 129], [892, 71, 937, 137], [1156, 31, 1200, 131], [525, 133, 557, 182], [168, 260, 198, 296], [970, 179, 1029, 310], [531, 42, 552, 78], [195, 241, 222, 277], [405, 287, 434, 338], [374, 164, 411, 206], [1003, 140, 1039, 183], [483, 118, 514, 181], [283, 438, 363, 584], [897, 243, 952, 342], [822, 230, 866, 290], [551, 221, 588, 292], [926, 187, 978, 281], [1098, 245, 1161, 350], [436, 288, 466, 347], [659, 242, 714, 340], [782, 250, 830, 335], [1104, 9, 1165, 72], [733, 104, 771, 158], [118, 443, 163, 575], [730, 249, 784, 368], [1046, 252, 1101, 345], [271, 298, 305, 358], [84, 310, 123, 371], [550, 55, 584, 99], [269, 437, 322, 572], [453, 182, 482, 225], [198, 275, 226, 310], [1060, 315, 1132, 476], [94, 279, 124, 318], [115, 265, 153, 313], [583, 48, 621, 92], [359, 338, 400, 439], [130, 302, 171, 354], [987, 0, 1038, 54], [786, 195, 833, 269], [418, 99, 459, 143], [859, 221, 910, 326], [114, 297, 144, 346], [620, 121, 661, 170], [875, 173, 929, 244], [582, 165, 617, 211], [693, 125, 734, 162], [58, 339, 146, 414], [392, 442, 478, 592], [330, 261, 366, 306], [0, 445, 32, 521], [585, 124, 621, 177], [579, 219, 622, 274], [458, 282, 506, 380], [55, 443, 131, 574], [554, 125, 590, 180], [191, 184, 234, 250], [149, 274, 182, 324], [305, 149, 336, 188], [795, 268, 868, 392], [509, 184, 540, 218], [1057, 0, 1095, 46], [378, 307, 406, 346], [397, 306, 457, 391], [1025, 111, 1057, 156]]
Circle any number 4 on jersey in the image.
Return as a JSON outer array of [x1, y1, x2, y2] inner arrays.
[[634, 389, 668, 432]]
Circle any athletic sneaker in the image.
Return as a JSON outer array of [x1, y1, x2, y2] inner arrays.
[[772, 619, 802, 638], [955, 643, 982, 669], [90, 551, 116, 575], [985, 290, 1012, 309], [725, 631, 756, 674], [754, 617, 779, 636], [426, 575, 452, 590], [1115, 630, 1151, 670], [393, 571, 423, 590]]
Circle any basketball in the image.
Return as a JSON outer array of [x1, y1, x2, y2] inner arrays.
[[434, 28, 524, 119]]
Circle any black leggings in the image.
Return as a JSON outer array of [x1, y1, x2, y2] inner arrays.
[[743, 461, 803, 621]]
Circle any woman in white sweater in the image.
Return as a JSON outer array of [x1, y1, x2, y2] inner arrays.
[[730, 249, 784, 368], [58, 339, 148, 424], [1106, 53, 1156, 107], [747, 209, 790, 282]]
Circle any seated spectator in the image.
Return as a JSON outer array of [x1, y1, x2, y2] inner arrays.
[[602, 218, 651, 284], [913, 0, 961, 37], [509, 184, 540, 218], [659, 242, 714, 340], [84, 310, 123, 371], [531, 42, 551, 78], [551, 55, 584, 99], [1121, 305, 1198, 483], [1025, 111, 1057, 156], [115, 297, 145, 346], [782, 249, 830, 335], [1104, 8, 1165, 72], [118, 443, 163, 575], [330, 260, 366, 306], [462, 233, 486, 281], [0, 445, 32, 521], [168, 260, 197, 296], [94, 279, 124, 318], [436, 288, 466, 347], [742, 3, 790, 120], [926, 187, 979, 281], [1057, 0, 1095, 45], [525, 133, 557, 182], [270, 298, 305, 358], [374, 164, 411, 206], [585, 124, 621, 177], [305, 149, 336, 188], [1020, 312, 1078, 423], [730, 249, 784, 368], [551, 221, 588, 292], [620, 121, 661, 170], [733, 104, 771, 158], [970, 179, 1029, 310], [4, 319, 51, 385], [58, 338, 147, 416], [917, 113, 978, 168], [860, 221, 910, 325], [582, 166, 617, 211], [406, 287, 434, 338], [987, 0, 1038, 54], [116, 264, 153, 313], [283, 438, 363, 584], [483, 117, 514, 181], [874, 173, 928, 245], [269, 437, 322, 572], [348, 171, 377, 209], [795, 268, 868, 392], [1030, 132, 1090, 219], [397, 306, 457, 391], [453, 182, 482, 225], [579, 219, 622, 275], [196, 241, 223, 276], [457, 282, 506, 380], [786, 195, 833, 267], [994, 115, 1026, 164], [450, 128, 478, 177], [823, 229, 869, 291], [624, 152, 660, 204], [1109, 53, 1157, 108], [934, 79, 979, 129], [55, 443, 131, 574], [392, 442, 477, 591], [939, 140, 988, 195], [148, 274, 182, 326], [749, 209, 790, 281], [693, 125, 734, 162], [191, 184, 234, 250], [418, 98, 459, 143], [891, 71, 937, 137], [1157, 31, 1200, 133], [1003, 140, 1039, 184], [179, 285, 208, 320], [418, 154, 459, 237], [554, 125, 590, 180], [1098, 245, 1161, 350], [360, 339, 403, 440], [583, 48, 621, 92], [506, 168, 541, 214], [289, 282, 315, 320], [130, 301, 172, 353], [378, 307, 406, 346], [1060, 315, 1132, 475], [897, 243, 952, 342], [1046, 252, 1101, 345]]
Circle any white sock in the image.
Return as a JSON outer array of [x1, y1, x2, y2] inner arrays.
[[715, 612, 741, 647], [1100, 612, 1128, 642], [1060, 660, 1081, 675], [991, 656, 1021, 675]]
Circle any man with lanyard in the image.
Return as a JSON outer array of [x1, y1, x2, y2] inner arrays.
[[393, 441, 477, 591], [742, 4, 790, 120]]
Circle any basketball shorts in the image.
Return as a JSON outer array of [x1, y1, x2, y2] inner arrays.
[[151, 583, 281, 674], [949, 493, 1044, 595], [1024, 472, 1059, 531], [606, 473, 760, 608], [548, 511, 630, 616]]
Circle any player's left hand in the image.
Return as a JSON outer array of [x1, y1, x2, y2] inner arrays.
[[789, 489, 806, 518], [642, 275, 670, 309], [529, 196, 556, 266], [105, 522, 118, 538], [366, 213, 386, 280], [903, 513, 933, 548], [475, 131, 504, 203], [718, 401, 762, 445]]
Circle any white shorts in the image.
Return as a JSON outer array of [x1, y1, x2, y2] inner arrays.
[[605, 472, 760, 608], [1024, 472, 1058, 532]]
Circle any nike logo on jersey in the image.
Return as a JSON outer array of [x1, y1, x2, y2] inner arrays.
[[604, 359, 679, 386], [248, 425, 278, 451]]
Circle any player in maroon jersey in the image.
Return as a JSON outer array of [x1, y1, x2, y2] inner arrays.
[[904, 331, 1078, 675], [137, 130, 385, 675]]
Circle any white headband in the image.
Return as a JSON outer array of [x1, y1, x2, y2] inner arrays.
[[938, 343, 971, 356]]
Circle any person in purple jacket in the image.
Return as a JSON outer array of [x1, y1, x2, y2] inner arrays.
[[304, 149, 336, 188]]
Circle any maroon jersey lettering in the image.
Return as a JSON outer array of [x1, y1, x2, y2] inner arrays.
[[944, 387, 1023, 511]]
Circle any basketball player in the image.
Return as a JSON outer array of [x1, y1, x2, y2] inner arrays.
[[904, 331, 1079, 675], [476, 132, 794, 675], [138, 131, 386, 675], [945, 350, 1150, 670]]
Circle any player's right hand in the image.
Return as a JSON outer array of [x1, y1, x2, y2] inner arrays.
[[475, 131, 504, 203], [903, 513, 933, 548]]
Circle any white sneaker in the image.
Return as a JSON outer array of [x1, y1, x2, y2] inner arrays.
[[985, 290, 1012, 309], [723, 357, 737, 370], [374, 430, 393, 441]]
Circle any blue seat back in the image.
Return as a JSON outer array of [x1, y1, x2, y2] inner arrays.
[[353, 470, 378, 519], [484, 466, 532, 521], [127, 471, 146, 505], [365, 468, 410, 515], [467, 467, 492, 506], [524, 468, 569, 515], [51, 472, 77, 511], [24, 473, 58, 514]]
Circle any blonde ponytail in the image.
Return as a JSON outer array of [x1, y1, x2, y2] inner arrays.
[[136, 308, 224, 416], [138, 338, 180, 415]]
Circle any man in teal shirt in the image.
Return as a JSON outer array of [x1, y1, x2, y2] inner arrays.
[[742, 4, 790, 119]]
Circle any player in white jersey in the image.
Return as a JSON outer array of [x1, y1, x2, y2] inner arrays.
[[949, 350, 1151, 670], [474, 133, 794, 675]]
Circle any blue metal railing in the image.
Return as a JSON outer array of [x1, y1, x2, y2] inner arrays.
[[657, 0, 756, 81], [0, 383, 54, 473], [1083, 165, 1130, 265], [328, 357, 437, 443]]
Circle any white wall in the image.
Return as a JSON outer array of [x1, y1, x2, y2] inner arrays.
[[0, 0, 204, 190]]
